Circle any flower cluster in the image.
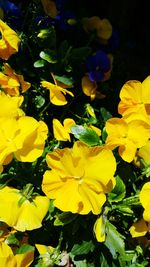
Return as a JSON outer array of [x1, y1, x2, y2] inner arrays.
[[0, 1, 150, 266]]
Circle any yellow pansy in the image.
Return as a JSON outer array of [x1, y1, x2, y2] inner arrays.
[[0, 242, 34, 267], [0, 92, 24, 118], [53, 118, 76, 141], [0, 116, 48, 172], [82, 75, 105, 100], [82, 16, 112, 43], [0, 185, 49, 232], [129, 219, 150, 238], [41, 0, 58, 18], [0, 19, 20, 60], [118, 76, 150, 117], [0, 117, 24, 168], [41, 75, 74, 105], [15, 116, 48, 162], [105, 117, 150, 162], [93, 216, 106, 242], [42, 141, 116, 215], [0, 63, 31, 96], [140, 182, 150, 222]]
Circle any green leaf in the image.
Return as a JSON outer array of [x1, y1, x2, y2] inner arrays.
[[115, 204, 133, 215], [16, 244, 34, 254], [34, 59, 45, 68], [73, 260, 88, 267], [71, 125, 100, 146], [100, 107, 112, 122], [6, 233, 20, 246], [70, 47, 91, 61], [105, 221, 125, 258], [54, 212, 78, 226], [99, 253, 110, 267], [54, 75, 74, 86], [39, 49, 57, 63], [101, 127, 108, 142], [70, 240, 95, 256], [35, 95, 45, 108], [58, 40, 69, 59], [108, 175, 126, 203]]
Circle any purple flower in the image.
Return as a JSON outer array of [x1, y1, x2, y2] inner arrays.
[[0, 0, 23, 30], [0, 0, 21, 16], [87, 50, 111, 82]]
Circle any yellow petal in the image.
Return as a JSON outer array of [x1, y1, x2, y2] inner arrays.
[[93, 216, 106, 242], [82, 75, 97, 100], [129, 219, 148, 238], [140, 182, 150, 221], [0, 20, 20, 60], [63, 118, 76, 132], [15, 250, 34, 267], [35, 244, 54, 255], [0, 186, 49, 231], [97, 19, 112, 40], [15, 118, 48, 162], [53, 119, 71, 141], [41, 0, 58, 18]]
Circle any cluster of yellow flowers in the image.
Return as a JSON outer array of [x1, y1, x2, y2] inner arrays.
[[1, 9, 150, 263], [102, 76, 150, 240], [0, 19, 52, 265]]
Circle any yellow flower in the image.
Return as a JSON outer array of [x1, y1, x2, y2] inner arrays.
[[53, 118, 76, 141], [15, 116, 48, 162], [0, 63, 31, 96], [0, 92, 24, 118], [82, 16, 112, 43], [42, 141, 116, 215], [129, 219, 150, 238], [41, 0, 58, 18], [140, 182, 150, 222], [0, 185, 49, 232], [0, 117, 24, 169], [82, 75, 105, 100], [0, 116, 48, 172], [93, 216, 106, 242], [0, 19, 20, 60], [41, 74, 74, 105], [0, 242, 34, 267], [105, 117, 150, 162], [118, 76, 150, 117]]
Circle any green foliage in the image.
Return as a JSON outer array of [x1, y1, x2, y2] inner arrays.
[[71, 125, 100, 145], [39, 50, 57, 64], [16, 244, 34, 254], [108, 175, 126, 203], [54, 212, 78, 226], [105, 221, 125, 258]]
